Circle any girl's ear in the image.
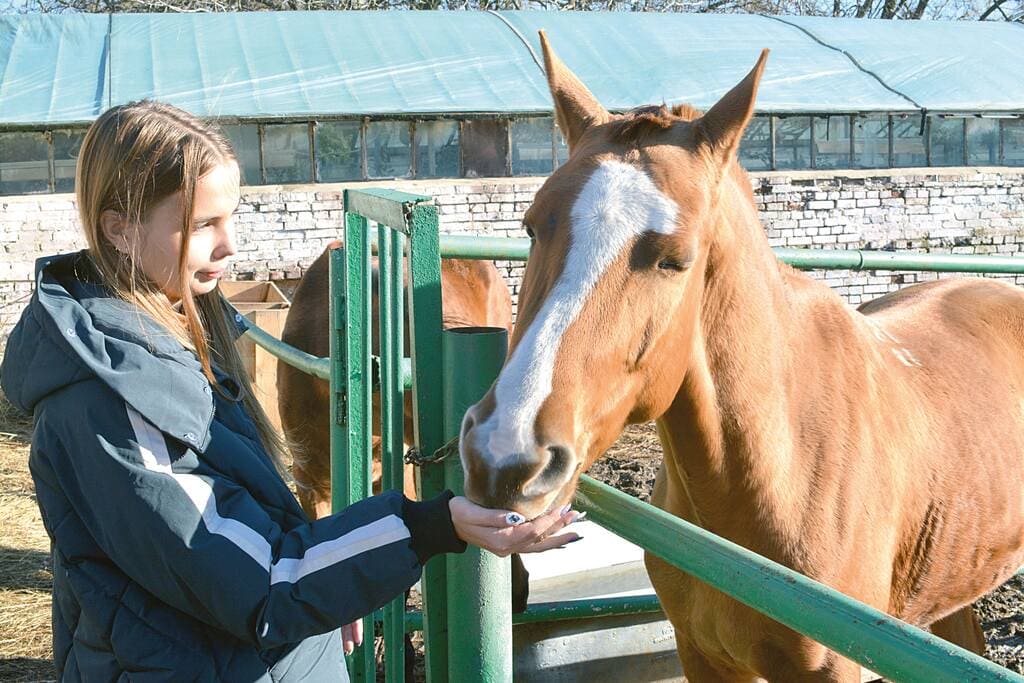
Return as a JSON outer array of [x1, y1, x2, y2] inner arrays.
[[99, 209, 129, 252]]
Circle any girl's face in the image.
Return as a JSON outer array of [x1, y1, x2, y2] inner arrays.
[[132, 161, 241, 303]]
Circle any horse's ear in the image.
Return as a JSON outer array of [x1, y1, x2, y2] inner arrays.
[[539, 30, 609, 154], [697, 49, 769, 162]]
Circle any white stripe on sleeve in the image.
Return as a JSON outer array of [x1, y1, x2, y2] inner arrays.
[[128, 406, 272, 570], [270, 515, 410, 585]]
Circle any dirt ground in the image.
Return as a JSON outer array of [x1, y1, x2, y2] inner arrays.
[[3, 405, 1024, 679]]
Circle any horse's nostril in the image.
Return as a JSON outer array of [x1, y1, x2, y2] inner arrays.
[[498, 444, 578, 503], [521, 444, 575, 497], [545, 445, 573, 483]]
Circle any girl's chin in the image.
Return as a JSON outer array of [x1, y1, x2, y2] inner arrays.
[[192, 279, 221, 296]]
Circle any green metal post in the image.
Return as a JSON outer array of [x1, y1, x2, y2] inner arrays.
[[328, 244, 347, 513], [404, 202, 450, 683], [441, 327, 512, 683], [379, 227, 406, 682], [336, 213, 375, 682]]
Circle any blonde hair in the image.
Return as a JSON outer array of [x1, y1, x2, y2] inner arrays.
[[76, 100, 290, 477]]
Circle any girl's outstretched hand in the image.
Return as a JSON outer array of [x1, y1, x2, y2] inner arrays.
[[448, 496, 584, 557]]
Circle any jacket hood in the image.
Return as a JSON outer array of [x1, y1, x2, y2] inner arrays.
[[1, 251, 216, 452]]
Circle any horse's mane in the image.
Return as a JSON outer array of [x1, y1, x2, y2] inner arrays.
[[609, 104, 703, 144]]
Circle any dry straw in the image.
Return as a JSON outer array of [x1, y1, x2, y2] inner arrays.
[[0, 380, 54, 682]]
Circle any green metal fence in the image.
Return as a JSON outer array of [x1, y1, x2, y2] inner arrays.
[[240, 187, 1024, 682]]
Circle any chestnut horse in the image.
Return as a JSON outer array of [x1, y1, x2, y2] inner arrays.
[[459, 33, 1024, 681], [278, 242, 513, 518]]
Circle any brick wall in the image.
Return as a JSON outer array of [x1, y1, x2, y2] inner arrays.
[[2, 168, 1023, 342], [753, 170, 1024, 305]]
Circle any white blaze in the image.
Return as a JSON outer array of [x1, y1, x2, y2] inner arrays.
[[469, 160, 679, 466]]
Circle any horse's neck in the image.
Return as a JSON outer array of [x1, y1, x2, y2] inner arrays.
[[659, 173, 831, 543]]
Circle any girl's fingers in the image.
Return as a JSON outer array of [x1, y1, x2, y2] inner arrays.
[[451, 495, 584, 531], [508, 505, 578, 544], [353, 618, 363, 646], [518, 531, 583, 554], [450, 495, 587, 556], [450, 496, 523, 529], [341, 619, 364, 655], [341, 625, 354, 655]]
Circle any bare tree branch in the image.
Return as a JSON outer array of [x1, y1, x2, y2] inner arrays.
[[855, 0, 874, 17], [909, 0, 930, 18], [979, 0, 1009, 18], [18, 0, 1023, 23]]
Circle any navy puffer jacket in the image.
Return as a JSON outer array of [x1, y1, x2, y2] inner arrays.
[[1, 251, 464, 682]]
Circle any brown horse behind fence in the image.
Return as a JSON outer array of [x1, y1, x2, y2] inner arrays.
[[458, 33, 1024, 681], [278, 241, 513, 518]]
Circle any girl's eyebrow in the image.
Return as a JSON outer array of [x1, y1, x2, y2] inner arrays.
[[193, 199, 242, 224]]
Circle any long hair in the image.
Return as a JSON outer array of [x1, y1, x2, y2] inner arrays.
[[75, 100, 290, 478]]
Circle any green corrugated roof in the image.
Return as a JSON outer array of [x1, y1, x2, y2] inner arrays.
[[781, 16, 1024, 112], [0, 14, 110, 124], [0, 10, 1021, 126], [109, 12, 550, 119], [501, 11, 914, 113]]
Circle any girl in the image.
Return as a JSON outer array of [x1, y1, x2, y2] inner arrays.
[[0, 100, 580, 681]]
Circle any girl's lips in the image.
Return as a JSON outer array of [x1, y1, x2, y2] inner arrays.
[[197, 269, 224, 279]]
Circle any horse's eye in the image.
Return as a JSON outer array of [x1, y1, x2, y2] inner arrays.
[[525, 226, 535, 240], [657, 259, 686, 273]]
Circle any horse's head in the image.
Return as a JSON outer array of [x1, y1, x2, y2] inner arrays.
[[459, 33, 768, 518]]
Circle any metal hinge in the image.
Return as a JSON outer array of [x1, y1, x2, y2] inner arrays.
[[334, 392, 348, 427]]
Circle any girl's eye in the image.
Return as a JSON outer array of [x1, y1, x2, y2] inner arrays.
[[192, 221, 212, 232]]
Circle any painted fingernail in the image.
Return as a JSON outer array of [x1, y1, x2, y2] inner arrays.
[[567, 535, 584, 544], [505, 512, 525, 526], [572, 511, 587, 523], [560, 503, 572, 516]]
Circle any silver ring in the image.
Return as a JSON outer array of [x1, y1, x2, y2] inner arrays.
[[505, 512, 525, 526]]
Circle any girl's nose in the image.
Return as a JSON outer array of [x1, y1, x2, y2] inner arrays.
[[218, 221, 238, 259]]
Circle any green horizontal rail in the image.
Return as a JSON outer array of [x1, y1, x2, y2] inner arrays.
[[775, 247, 1024, 273], [573, 475, 1022, 683], [358, 228, 532, 260], [513, 594, 664, 625], [239, 317, 411, 389], [357, 230, 1024, 275], [234, 308, 331, 380], [433, 234, 1024, 274], [394, 594, 664, 634], [438, 234, 533, 260]]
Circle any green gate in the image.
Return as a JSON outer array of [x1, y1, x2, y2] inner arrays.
[[240, 187, 1024, 682]]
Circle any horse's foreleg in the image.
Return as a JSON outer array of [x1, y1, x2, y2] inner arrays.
[[674, 631, 756, 683], [929, 604, 986, 655], [511, 553, 529, 614]]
